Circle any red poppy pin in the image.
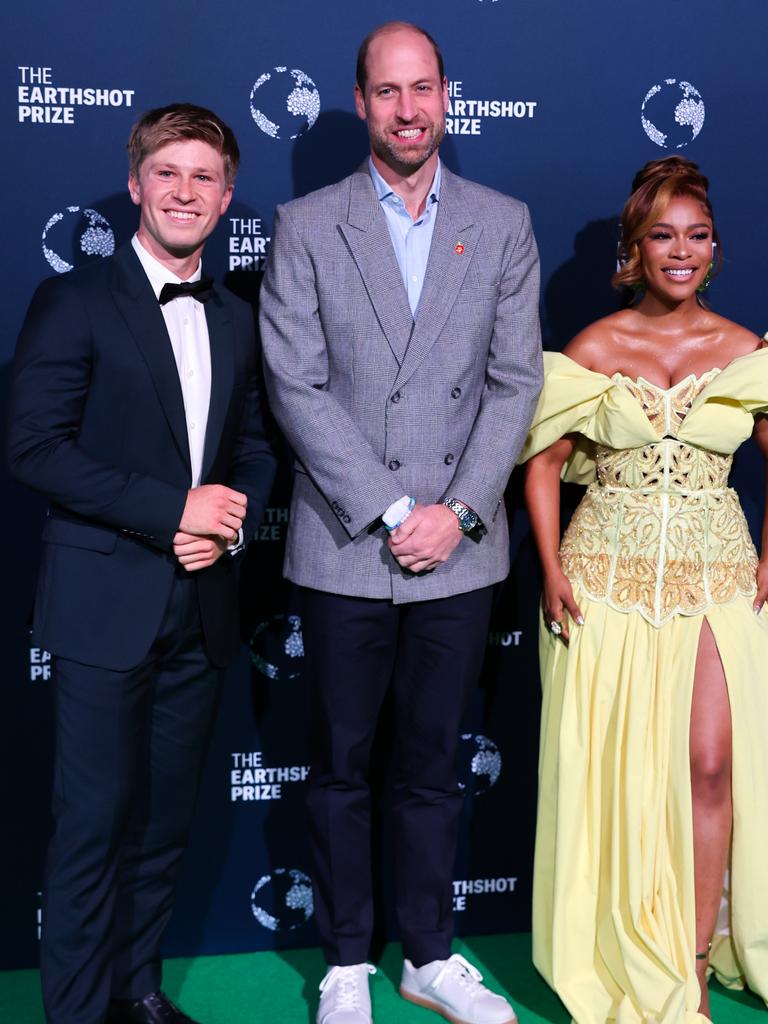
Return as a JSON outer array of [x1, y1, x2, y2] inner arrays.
[[454, 242, 465, 255]]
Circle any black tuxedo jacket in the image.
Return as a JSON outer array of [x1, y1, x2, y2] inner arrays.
[[8, 243, 275, 670]]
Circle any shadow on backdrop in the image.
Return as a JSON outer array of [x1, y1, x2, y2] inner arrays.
[[543, 217, 621, 351], [292, 109, 369, 198]]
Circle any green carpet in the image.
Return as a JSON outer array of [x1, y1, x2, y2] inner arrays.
[[2, 934, 765, 1023]]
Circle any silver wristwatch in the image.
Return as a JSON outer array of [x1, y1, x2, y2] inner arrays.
[[443, 498, 479, 533]]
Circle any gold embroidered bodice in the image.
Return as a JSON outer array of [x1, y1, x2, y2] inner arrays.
[[559, 371, 758, 627]]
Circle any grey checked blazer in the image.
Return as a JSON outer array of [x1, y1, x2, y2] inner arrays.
[[260, 163, 543, 603]]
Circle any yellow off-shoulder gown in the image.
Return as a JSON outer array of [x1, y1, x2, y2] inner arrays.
[[520, 349, 768, 1024]]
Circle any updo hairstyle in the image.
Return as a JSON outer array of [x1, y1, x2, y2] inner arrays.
[[612, 156, 721, 291]]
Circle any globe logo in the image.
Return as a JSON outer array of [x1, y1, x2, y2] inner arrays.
[[250, 67, 320, 140], [250, 868, 314, 931], [457, 733, 502, 795], [249, 613, 304, 681], [641, 79, 705, 149], [42, 206, 115, 274]]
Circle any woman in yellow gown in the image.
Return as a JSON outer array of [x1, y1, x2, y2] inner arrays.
[[522, 156, 768, 1023]]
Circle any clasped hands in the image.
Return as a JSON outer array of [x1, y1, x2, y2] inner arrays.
[[173, 484, 247, 572], [387, 502, 462, 573]]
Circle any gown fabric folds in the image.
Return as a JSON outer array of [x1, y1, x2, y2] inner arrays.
[[521, 350, 768, 1024]]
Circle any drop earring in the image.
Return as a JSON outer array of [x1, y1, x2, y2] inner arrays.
[[697, 260, 714, 292]]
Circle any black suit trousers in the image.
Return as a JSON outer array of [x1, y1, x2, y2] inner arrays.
[[41, 573, 222, 1024], [300, 584, 494, 968]]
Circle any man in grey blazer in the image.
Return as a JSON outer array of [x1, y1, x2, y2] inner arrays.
[[260, 21, 542, 1024]]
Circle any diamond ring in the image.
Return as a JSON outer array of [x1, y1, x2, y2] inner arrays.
[[549, 620, 563, 636]]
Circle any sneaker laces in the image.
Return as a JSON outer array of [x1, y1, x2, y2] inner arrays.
[[319, 964, 376, 1009], [431, 954, 484, 994]]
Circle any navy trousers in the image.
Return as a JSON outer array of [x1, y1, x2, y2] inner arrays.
[[41, 573, 222, 1024], [300, 584, 494, 968]]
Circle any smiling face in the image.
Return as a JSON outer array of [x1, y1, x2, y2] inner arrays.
[[128, 138, 233, 270], [638, 194, 714, 301], [354, 26, 448, 179]]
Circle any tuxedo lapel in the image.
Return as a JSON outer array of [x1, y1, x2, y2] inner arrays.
[[394, 169, 480, 390], [110, 246, 192, 477], [338, 168, 414, 366], [200, 291, 235, 482]]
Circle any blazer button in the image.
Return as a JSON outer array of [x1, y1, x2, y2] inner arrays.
[[388, 459, 401, 471], [444, 453, 455, 465], [344, 515, 351, 524], [391, 391, 401, 403], [451, 387, 461, 399]]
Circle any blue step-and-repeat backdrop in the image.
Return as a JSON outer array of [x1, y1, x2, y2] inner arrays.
[[3, 0, 768, 971]]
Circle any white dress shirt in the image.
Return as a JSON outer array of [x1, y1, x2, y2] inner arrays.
[[131, 234, 211, 488]]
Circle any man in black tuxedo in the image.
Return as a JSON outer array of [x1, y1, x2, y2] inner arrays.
[[8, 103, 275, 1024]]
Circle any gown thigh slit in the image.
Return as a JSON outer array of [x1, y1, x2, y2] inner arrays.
[[689, 617, 732, 1015], [524, 351, 768, 1023]]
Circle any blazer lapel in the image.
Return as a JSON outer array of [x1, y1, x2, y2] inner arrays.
[[200, 291, 235, 482], [110, 246, 192, 477], [338, 167, 414, 366], [394, 169, 480, 390]]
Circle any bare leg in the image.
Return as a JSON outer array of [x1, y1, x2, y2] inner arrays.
[[689, 620, 732, 1020]]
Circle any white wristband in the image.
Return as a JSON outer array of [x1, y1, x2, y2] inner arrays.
[[383, 495, 415, 532]]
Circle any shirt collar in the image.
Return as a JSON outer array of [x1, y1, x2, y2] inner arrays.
[[368, 158, 441, 213], [131, 234, 202, 301]]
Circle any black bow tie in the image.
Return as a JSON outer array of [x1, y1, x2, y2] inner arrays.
[[158, 277, 214, 305]]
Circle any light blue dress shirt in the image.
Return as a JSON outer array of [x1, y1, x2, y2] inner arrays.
[[369, 158, 441, 317]]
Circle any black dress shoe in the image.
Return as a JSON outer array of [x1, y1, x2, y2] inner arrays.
[[105, 991, 201, 1024]]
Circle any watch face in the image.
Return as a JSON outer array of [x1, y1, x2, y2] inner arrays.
[[458, 509, 478, 532], [445, 498, 478, 532]]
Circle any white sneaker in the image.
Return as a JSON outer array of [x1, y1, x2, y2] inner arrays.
[[317, 963, 376, 1024], [400, 954, 517, 1024]]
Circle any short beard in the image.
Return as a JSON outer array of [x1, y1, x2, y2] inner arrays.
[[370, 120, 445, 177]]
